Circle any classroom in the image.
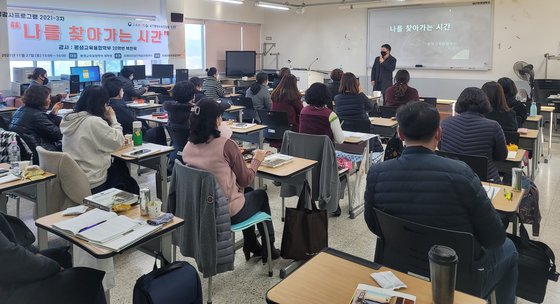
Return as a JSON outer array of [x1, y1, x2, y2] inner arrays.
[[1, 0, 560, 303]]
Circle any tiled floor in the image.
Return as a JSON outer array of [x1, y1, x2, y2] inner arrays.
[[10, 133, 560, 303]]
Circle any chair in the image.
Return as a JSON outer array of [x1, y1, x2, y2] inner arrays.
[[336, 118, 371, 155], [379, 106, 398, 118], [165, 124, 190, 171], [503, 130, 520, 145], [436, 150, 488, 182], [419, 97, 437, 107], [372, 208, 495, 300], [168, 162, 272, 304], [256, 110, 293, 148], [230, 96, 256, 122]]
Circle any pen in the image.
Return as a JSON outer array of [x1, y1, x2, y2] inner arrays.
[[78, 220, 107, 233]]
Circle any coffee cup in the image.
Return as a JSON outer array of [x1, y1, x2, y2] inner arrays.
[[147, 200, 162, 218], [124, 134, 133, 147]]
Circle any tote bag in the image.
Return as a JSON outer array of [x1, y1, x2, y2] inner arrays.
[[280, 180, 328, 260]]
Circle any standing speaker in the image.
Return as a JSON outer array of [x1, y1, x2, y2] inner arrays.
[[69, 75, 81, 94], [170, 13, 184, 23], [176, 69, 189, 83]]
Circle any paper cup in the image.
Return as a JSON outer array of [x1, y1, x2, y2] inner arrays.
[[147, 200, 162, 218]]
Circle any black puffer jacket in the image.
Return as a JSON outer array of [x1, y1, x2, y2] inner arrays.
[[334, 92, 373, 120], [163, 100, 192, 127], [505, 95, 528, 126], [9, 106, 62, 163], [364, 146, 506, 254]]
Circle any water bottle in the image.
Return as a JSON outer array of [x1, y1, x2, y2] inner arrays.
[[8, 140, 21, 176], [132, 121, 143, 146], [429, 245, 458, 304], [530, 101, 537, 117]]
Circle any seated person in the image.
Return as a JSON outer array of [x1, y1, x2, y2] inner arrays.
[[189, 76, 206, 102], [60, 86, 139, 194], [0, 212, 106, 304], [482, 81, 518, 131], [103, 77, 149, 135], [326, 68, 343, 109], [364, 101, 518, 304], [117, 67, 147, 102], [498, 77, 527, 125], [439, 87, 508, 183], [271, 74, 303, 132], [245, 72, 273, 118], [299, 83, 345, 144], [384, 69, 419, 108], [270, 67, 291, 90], [334, 72, 374, 120], [9, 85, 63, 164], [202, 67, 225, 100], [163, 81, 195, 127], [183, 99, 279, 262], [101, 72, 116, 86]]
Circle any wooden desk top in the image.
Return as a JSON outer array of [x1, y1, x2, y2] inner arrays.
[[35, 206, 184, 259], [126, 103, 163, 110], [526, 115, 543, 122], [230, 124, 267, 134], [137, 114, 168, 124], [484, 182, 524, 213], [541, 106, 554, 112], [0, 106, 18, 113], [222, 84, 236, 88], [370, 117, 398, 127], [507, 149, 525, 162], [0, 163, 56, 192], [436, 99, 456, 105], [257, 157, 317, 178], [519, 129, 539, 139], [224, 105, 245, 112], [266, 250, 485, 304], [112, 142, 174, 161]]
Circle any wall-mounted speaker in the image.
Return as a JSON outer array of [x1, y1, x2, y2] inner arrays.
[[170, 13, 184, 23]]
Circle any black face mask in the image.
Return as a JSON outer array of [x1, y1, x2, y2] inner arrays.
[[380, 51, 387, 57], [42, 76, 49, 85]]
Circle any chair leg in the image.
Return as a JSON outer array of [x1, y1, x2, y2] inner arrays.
[[489, 290, 497, 304], [346, 173, 352, 215], [281, 197, 285, 222], [16, 196, 20, 218], [207, 276, 213, 304], [262, 222, 273, 277]]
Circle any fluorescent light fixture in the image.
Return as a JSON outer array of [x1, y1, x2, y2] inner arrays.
[[256, 1, 290, 10], [215, 0, 244, 4]]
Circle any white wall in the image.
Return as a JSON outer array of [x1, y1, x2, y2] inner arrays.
[[262, 0, 560, 99]]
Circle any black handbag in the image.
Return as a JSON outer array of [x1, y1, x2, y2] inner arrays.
[[133, 252, 202, 304], [507, 215, 559, 303], [280, 180, 328, 260]]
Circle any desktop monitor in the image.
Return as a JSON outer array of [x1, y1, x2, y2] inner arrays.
[[176, 69, 189, 83], [70, 66, 101, 83], [152, 64, 174, 79], [225, 51, 256, 77], [534, 79, 560, 102], [123, 65, 146, 80]]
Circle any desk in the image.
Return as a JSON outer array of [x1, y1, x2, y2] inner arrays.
[[225, 105, 245, 122], [0, 106, 18, 114], [231, 124, 267, 149], [0, 164, 56, 249], [266, 248, 485, 304], [126, 103, 162, 116], [369, 117, 398, 137], [137, 114, 168, 125], [485, 181, 524, 235], [495, 149, 526, 176], [518, 129, 539, 179], [523, 115, 543, 130], [112, 143, 173, 209], [541, 106, 554, 163], [436, 99, 456, 120]]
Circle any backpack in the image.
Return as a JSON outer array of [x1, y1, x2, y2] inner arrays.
[[383, 133, 403, 161], [518, 175, 541, 236]]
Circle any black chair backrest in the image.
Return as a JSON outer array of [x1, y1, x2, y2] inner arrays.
[[165, 124, 190, 151], [419, 97, 437, 107], [230, 96, 255, 122], [379, 106, 398, 118], [256, 110, 292, 140], [340, 119, 371, 133], [504, 130, 520, 145], [436, 150, 488, 182], [525, 101, 542, 115], [148, 86, 170, 96], [372, 208, 483, 297]]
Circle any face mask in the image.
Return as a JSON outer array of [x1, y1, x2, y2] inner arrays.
[[380, 51, 387, 57], [42, 76, 49, 85], [129, 75, 134, 80]]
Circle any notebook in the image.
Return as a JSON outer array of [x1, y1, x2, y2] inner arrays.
[[483, 185, 500, 200], [349, 284, 416, 304], [261, 154, 294, 168], [83, 188, 138, 211], [231, 122, 256, 129]]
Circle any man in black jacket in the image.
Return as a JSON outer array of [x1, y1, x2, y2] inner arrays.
[[364, 102, 518, 304], [370, 43, 396, 95]]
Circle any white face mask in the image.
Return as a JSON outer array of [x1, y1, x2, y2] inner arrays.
[[129, 75, 134, 80], [119, 89, 124, 99]]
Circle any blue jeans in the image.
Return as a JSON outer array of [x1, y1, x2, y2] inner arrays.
[[480, 238, 518, 304]]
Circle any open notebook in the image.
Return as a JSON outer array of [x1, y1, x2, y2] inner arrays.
[[53, 209, 161, 251]]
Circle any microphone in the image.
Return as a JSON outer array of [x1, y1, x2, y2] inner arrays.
[[288, 59, 292, 69], [308, 58, 319, 71]]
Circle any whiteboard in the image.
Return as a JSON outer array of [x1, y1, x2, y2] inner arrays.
[[367, 3, 493, 70]]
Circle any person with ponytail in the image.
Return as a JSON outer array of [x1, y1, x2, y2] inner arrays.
[[384, 69, 419, 108], [202, 67, 225, 100], [245, 72, 272, 121]]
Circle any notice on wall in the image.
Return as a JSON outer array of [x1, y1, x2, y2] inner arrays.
[[0, 9, 185, 61]]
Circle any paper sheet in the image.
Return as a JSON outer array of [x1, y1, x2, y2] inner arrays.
[[483, 185, 500, 200], [0, 174, 21, 184], [507, 151, 517, 159]]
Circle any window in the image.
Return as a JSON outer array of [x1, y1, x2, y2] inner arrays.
[[53, 61, 76, 76], [77, 60, 93, 67], [105, 60, 122, 74], [9, 61, 34, 82], [185, 23, 204, 69], [36, 61, 53, 77]]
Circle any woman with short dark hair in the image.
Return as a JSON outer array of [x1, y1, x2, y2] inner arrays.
[[299, 83, 344, 144], [117, 67, 147, 101], [163, 80, 195, 127], [482, 81, 518, 131], [183, 99, 280, 262], [27, 68, 49, 87], [326, 68, 343, 108], [246, 72, 272, 118], [439, 87, 508, 183], [189, 76, 205, 102], [270, 67, 291, 89], [202, 67, 225, 100], [384, 69, 419, 107], [61, 86, 139, 194], [9, 85, 63, 163], [334, 72, 374, 120], [497, 77, 527, 125]]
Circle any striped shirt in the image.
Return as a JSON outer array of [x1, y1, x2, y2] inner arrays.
[[202, 76, 225, 100]]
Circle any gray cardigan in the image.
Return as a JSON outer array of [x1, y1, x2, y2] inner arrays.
[[280, 131, 340, 212], [167, 161, 234, 278]]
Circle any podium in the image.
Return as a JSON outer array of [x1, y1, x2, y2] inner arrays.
[[291, 70, 325, 91]]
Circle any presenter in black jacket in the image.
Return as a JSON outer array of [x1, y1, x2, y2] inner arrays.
[[370, 44, 397, 95]]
